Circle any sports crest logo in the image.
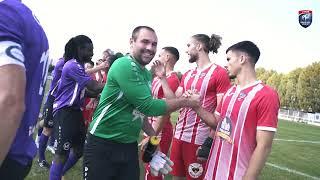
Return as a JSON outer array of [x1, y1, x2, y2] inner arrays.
[[188, 163, 203, 178], [299, 10, 312, 28]]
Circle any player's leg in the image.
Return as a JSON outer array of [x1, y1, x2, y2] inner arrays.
[[35, 117, 44, 148], [170, 138, 186, 180], [62, 110, 85, 176], [0, 156, 32, 179], [83, 134, 117, 180], [49, 108, 74, 180], [182, 141, 206, 180], [115, 141, 139, 180], [37, 98, 54, 168]]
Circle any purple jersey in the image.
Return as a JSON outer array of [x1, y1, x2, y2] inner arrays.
[[0, 0, 49, 165], [48, 57, 65, 97], [53, 59, 91, 112]]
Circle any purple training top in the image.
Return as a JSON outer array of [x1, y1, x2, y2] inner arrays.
[[53, 59, 91, 112], [0, 0, 49, 165], [48, 57, 65, 98]]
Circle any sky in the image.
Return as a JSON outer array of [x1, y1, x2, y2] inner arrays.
[[24, 0, 319, 74]]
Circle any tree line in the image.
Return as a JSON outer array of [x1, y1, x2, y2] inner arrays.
[[256, 61, 320, 113]]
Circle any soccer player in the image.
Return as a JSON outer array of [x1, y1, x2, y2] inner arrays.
[[190, 41, 280, 180], [83, 26, 199, 180], [37, 46, 108, 169], [0, 0, 49, 179], [37, 56, 65, 168], [49, 35, 105, 180], [168, 34, 230, 180], [143, 46, 180, 180]]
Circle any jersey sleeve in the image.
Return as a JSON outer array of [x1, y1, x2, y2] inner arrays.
[[215, 95, 223, 117], [0, 4, 25, 68], [110, 59, 167, 116], [178, 71, 189, 91], [168, 73, 180, 93], [67, 62, 91, 88], [215, 67, 231, 95], [158, 73, 180, 99], [256, 88, 280, 132]]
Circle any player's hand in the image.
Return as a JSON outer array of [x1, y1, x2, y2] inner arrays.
[[138, 137, 150, 151], [99, 61, 109, 70], [196, 136, 213, 162], [149, 151, 174, 176], [151, 60, 166, 79], [196, 147, 207, 162], [184, 90, 201, 109]]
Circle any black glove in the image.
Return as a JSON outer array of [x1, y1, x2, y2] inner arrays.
[[197, 137, 213, 159], [142, 136, 160, 163]]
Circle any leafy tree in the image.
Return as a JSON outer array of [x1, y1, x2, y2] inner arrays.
[[256, 68, 276, 83], [297, 62, 320, 112], [278, 75, 289, 107], [266, 73, 283, 90], [284, 68, 302, 110]]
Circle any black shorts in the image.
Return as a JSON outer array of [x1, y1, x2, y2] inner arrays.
[[53, 107, 86, 155], [0, 157, 32, 180], [83, 134, 139, 180], [43, 94, 55, 128]]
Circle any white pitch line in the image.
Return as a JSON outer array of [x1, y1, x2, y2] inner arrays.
[[266, 163, 320, 180], [274, 139, 320, 144]]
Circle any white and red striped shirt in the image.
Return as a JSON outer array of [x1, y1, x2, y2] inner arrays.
[[174, 64, 230, 145], [204, 81, 280, 180], [148, 72, 180, 136]]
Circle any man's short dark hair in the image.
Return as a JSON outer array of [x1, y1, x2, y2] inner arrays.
[[162, 46, 179, 61], [226, 41, 260, 64], [131, 26, 155, 41]]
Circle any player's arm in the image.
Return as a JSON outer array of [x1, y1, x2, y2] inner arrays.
[[85, 86, 103, 98], [158, 77, 176, 99], [151, 60, 176, 99], [243, 130, 275, 180], [67, 63, 105, 95], [243, 90, 280, 180], [207, 68, 230, 136], [85, 61, 108, 74], [112, 60, 198, 116], [208, 94, 223, 136], [0, 42, 26, 166], [152, 115, 169, 135], [85, 80, 105, 95], [142, 117, 156, 136], [153, 75, 180, 134], [194, 107, 220, 129]]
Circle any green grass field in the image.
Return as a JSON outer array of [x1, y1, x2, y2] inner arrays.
[[26, 114, 320, 180]]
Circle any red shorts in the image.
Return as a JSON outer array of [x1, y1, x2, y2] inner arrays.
[[144, 124, 173, 180], [170, 138, 207, 180]]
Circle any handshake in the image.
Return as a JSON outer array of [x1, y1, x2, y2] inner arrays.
[[141, 136, 174, 176]]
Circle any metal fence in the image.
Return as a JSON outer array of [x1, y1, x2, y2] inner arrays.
[[279, 109, 320, 126]]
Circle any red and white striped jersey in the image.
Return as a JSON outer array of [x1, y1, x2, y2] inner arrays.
[[204, 81, 280, 180], [148, 72, 180, 136], [174, 64, 230, 145]]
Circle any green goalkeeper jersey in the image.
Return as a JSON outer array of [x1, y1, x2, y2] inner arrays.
[[89, 55, 167, 143]]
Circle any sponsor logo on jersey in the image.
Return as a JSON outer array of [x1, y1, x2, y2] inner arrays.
[[216, 116, 233, 144]]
